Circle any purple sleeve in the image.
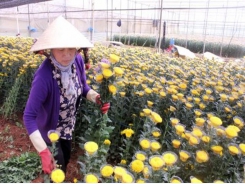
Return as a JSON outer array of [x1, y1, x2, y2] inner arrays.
[[75, 53, 91, 97], [23, 73, 48, 135]]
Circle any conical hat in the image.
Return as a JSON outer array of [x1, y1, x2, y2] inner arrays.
[[30, 16, 93, 52]]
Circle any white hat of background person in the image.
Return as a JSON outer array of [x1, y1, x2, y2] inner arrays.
[[30, 16, 93, 52]]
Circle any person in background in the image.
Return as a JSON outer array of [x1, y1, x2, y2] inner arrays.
[[23, 16, 110, 175], [78, 47, 91, 70]]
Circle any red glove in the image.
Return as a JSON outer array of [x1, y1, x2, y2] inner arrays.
[[96, 95, 110, 114], [101, 103, 110, 114], [85, 63, 91, 70], [39, 148, 54, 174]]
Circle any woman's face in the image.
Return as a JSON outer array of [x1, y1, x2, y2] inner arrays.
[[51, 48, 77, 66]]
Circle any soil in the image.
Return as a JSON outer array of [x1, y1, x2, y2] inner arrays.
[[0, 114, 83, 183]]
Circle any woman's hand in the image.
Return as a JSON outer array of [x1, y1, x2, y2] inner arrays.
[[96, 95, 110, 114]]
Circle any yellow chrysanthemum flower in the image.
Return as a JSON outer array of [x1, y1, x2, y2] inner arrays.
[[103, 139, 111, 145], [139, 138, 151, 150], [192, 127, 203, 138], [211, 145, 223, 155], [48, 130, 60, 142], [114, 166, 127, 179], [195, 118, 206, 126], [170, 118, 180, 126], [147, 100, 154, 107], [100, 164, 114, 177], [170, 176, 183, 183], [213, 180, 224, 183], [193, 97, 201, 104], [86, 79, 91, 84], [219, 93, 227, 101], [150, 141, 161, 152], [172, 139, 181, 148], [119, 92, 126, 97], [202, 94, 210, 101], [225, 125, 240, 139], [150, 112, 162, 124], [102, 69, 113, 79], [122, 172, 135, 183], [73, 178, 78, 183], [189, 135, 200, 146], [99, 62, 110, 69], [149, 155, 165, 170], [183, 131, 192, 140], [85, 173, 99, 183], [120, 159, 127, 164], [195, 150, 209, 163], [152, 130, 161, 138], [50, 169, 65, 183], [162, 151, 178, 166], [170, 106, 177, 112], [114, 67, 124, 76], [209, 116, 223, 127], [138, 91, 144, 97], [228, 144, 241, 155], [191, 89, 200, 96], [224, 105, 232, 113], [177, 93, 184, 99], [175, 124, 185, 135], [172, 94, 179, 101], [194, 109, 202, 116], [117, 81, 125, 87], [136, 179, 145, 183], [130, 159, 144, 173], [121, 128, 134, 138], [205, 88, 213, 95], [109, 54, 120, 63], [179, 83, 187, 90], [233, 116, 244, 129], [185, 102, 193, 109], [199, 103, 206, 110], [201, 135, 210, 143], [84, 141, 98, 155], [135, 151, 147, 161], [143, 108, 152, 116], [108, 84, 117, 95], [95, 74, 103, 82], [228, 96, 235, 102], [160, 91, 166, 97], [142, 166, 151, 179], [190, 176, 202, 183], [216, 126, 226, 136], [179, 150, 191, 162], [239, 143, 245, 155], [144, 88, 153, 94]]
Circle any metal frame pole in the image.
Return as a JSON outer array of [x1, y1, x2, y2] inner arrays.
[[16, 6, 20, 36], [202, 0, 210, 54], [220, 0, 229, 56], [157, 0, 163, 52]]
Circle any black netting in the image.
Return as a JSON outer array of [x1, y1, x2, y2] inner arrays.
[[0, 0, 50, 9]]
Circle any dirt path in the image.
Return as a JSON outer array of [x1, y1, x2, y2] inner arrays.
[[0, 115, 82, 183]]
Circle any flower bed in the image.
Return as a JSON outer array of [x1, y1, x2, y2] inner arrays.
[[1, 36, 245, 182]]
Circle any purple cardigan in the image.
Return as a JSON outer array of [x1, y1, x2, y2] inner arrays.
[[23, 53, 91, 143]]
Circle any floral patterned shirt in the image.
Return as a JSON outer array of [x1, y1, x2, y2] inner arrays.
[[51, 61, 82, 140]]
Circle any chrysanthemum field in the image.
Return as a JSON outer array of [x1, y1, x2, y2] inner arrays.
[[0, 36, 245, 183]]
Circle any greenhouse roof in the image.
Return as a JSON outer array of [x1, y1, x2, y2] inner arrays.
[[0, 0, 50, 9]]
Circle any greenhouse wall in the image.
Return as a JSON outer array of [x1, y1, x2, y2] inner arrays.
[[0, 0, 244, 50]]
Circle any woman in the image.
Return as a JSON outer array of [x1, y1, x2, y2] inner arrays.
[[78, 47, 91, 70], [23, 16, 110, 174]]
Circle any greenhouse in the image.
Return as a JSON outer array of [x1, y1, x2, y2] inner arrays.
[[0, 0, 245, 183]]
